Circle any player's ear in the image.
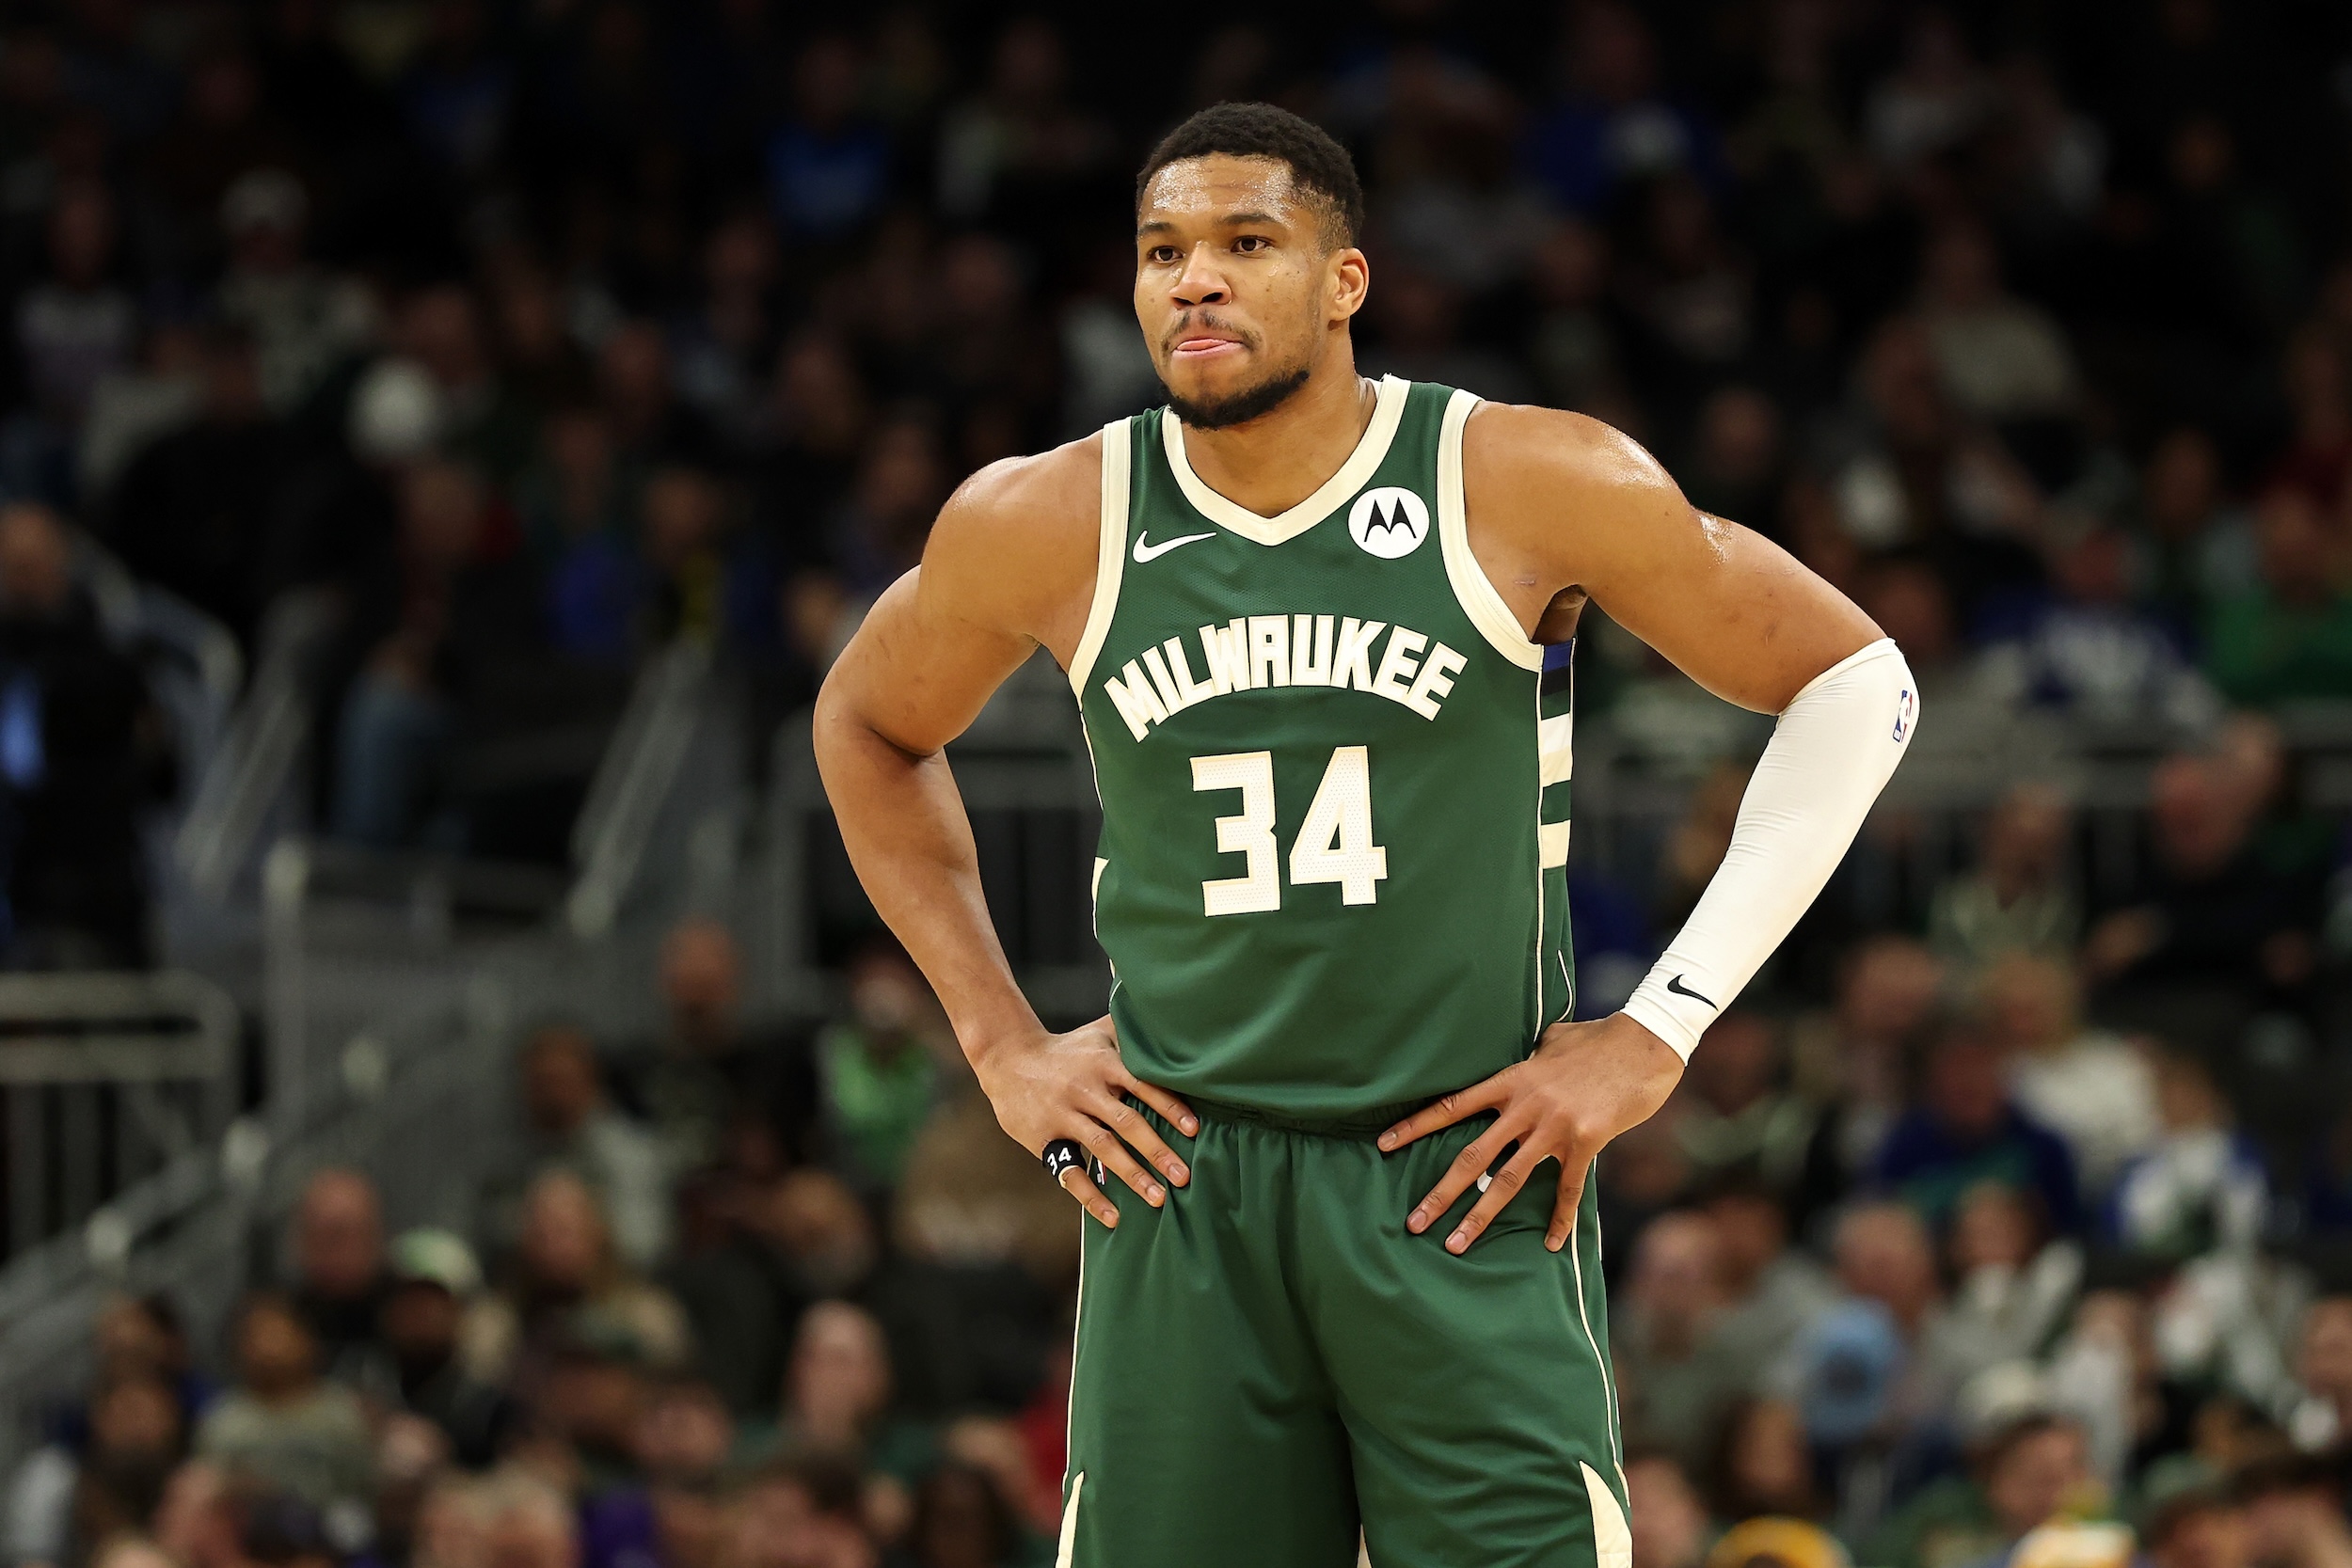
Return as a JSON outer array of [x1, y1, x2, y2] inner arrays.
[[1328, 245, 1369, 325]]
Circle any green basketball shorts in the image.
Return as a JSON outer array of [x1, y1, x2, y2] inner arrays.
[[1056, 1100, 1630, 1568]]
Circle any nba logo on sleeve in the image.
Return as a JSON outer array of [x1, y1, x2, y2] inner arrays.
[[1893, 688, 1916, 741], [1347, 487, 1429, 559]]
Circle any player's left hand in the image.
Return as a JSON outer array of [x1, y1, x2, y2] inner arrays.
[[1379, 1012, 1684, 1255]]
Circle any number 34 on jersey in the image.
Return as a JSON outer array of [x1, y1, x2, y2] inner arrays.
[[1191, 745, 1386, 916]]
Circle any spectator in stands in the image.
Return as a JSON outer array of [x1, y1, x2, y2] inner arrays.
[[2280, 1297, 2352, 1455], [460, 1169, 691, 1395], [818, 940, 946, 1193], [212, 168, 376, 420], [85, 1294, 213, 1431], [1915, 221, 2079, 431], [1676, 1013, 1815, 1195], [11, 182, 137, 489], [102, 324, 290, 648], [932, 19, 1111, 229], [765, 36, 893, 242], [149, 1464, 243, 1568], [1863, 1412, 2096, 1568], [1972, 518, 2217, 731], [1789, 1203, 1963, 1499], [2084, 751, 2314, 1006], [578, 1376, 734, 1568], [820, 412, 947, 611], [640, 466, 763, 652], [1615, 1211, 1741, 1473], [516, 404, 638, 666], [327, 455, 536, 848], [1927, 783, 2080, 973], [379, 1228, 516, 1469], [599, 324, 709, 472], [286, 1168, 390, 1390], [2109, 1048, 2267, 1259], [609, 918, 818, 1180], [2236, 1456, 2352, 1568], [1707, 1397, 1824, 1525], [2140, 1467, 2251, 1568], [1523, 1, 1722, 216], [1790, 937, 1947, 1233], [904, 1465, 1025, 1568], [894, 1069, 1085, 1292], [740, 1301, 931, 1496], [0, 498, 164, 966], [1701, 1171, 1836, 1378], [1936, 1182, 2083, 1387], [394, 285, 532, 483], [1986, 956, 2160, 1198], [83, 1537, 175, 1568], [509, 1022, 674, 1271], [664, 1170, 817, 1420], [1625, 1450, 1710, 1568], [718, 1457, 878, 1568], [2136, 427, 2258, 621], [2201, 486, 2352, 707], [1877, 1022, 2081, 1236], [472, 1477, 579, 1568], [5, 1372, 183, 1568], [193, 1292, 373, 1514]]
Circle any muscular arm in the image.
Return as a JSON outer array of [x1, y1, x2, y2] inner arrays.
[[1464, 402, 1880, 709], [1385, 403, 1914, 1256], [812, 436, 1195, 1227]]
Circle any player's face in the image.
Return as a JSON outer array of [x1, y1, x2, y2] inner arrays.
[[1135, 154, 1367, 426]]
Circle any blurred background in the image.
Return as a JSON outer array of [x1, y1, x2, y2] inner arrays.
[[3, 1, 2352, 1567]]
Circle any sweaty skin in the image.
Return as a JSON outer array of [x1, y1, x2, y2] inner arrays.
[[813, 152, 1883, 1251]]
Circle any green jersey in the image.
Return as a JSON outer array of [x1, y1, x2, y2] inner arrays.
[[1070, 376, 1576, 1119]]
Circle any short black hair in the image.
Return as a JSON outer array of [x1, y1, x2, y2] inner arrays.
[[1136, 102, 1365, 249]]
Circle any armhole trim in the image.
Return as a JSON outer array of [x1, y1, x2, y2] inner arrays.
[[1437, 389, 1546, 671], [1067, 420, 1131, 695]]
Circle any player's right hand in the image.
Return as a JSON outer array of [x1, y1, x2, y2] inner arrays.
[[972, 1015, 1198, 1228]]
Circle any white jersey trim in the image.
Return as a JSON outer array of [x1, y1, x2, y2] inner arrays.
[[1436, 388, 1546, 671], [1068, 420, 1132, 695], [1162, 374, 1410, 546], [1055, 1470, 1085, 1568], [1582, 1462, 1632, 1568]]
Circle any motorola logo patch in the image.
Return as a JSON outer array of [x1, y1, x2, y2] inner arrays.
[[1347, 487, 1430, 559]]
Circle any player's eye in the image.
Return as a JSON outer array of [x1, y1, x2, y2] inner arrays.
[[1147, 245, 1181, 264], [1233, 235, 1270, 254]]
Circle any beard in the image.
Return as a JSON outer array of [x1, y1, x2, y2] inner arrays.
[[1162, 354, 1313, 430]]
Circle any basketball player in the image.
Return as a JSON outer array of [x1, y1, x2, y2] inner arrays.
[[814, 103, 1917, 1567]]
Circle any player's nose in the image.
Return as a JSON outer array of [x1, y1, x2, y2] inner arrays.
[[1169, 243, 1231, 307]]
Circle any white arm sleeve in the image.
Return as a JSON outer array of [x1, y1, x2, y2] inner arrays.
[[1619, 638, 1918, 1061]]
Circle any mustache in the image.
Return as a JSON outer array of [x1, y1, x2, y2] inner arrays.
[[1162, 311, 1260, 354]]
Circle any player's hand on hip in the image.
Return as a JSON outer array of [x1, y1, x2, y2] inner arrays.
[[972, 1014, 1198, 1229], [1379, 1012, 1683, 1255]]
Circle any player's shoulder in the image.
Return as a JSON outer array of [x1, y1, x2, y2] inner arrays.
[[933, 429, 1104, 550], [1461, 400, 1677, 502], [919, 431, 1105, 635]]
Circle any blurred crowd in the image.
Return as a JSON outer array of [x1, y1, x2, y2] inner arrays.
[[7, 1, 2352, 1568], [10, 919, 1076, 1568]]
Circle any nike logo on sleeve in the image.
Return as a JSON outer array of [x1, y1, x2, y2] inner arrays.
[[1133, 531, 1216, 562], [1665, 974, 1717, 1008]]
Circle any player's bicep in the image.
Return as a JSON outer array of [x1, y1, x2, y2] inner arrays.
[[1481, 406, 1877, 713], [823, 566, 1038, 757], [1588, 510, 1880, 714]]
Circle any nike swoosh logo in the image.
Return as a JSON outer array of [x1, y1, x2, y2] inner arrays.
[[1133, 531, 1216, 563], [1666, 974, 1717, 1008]]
